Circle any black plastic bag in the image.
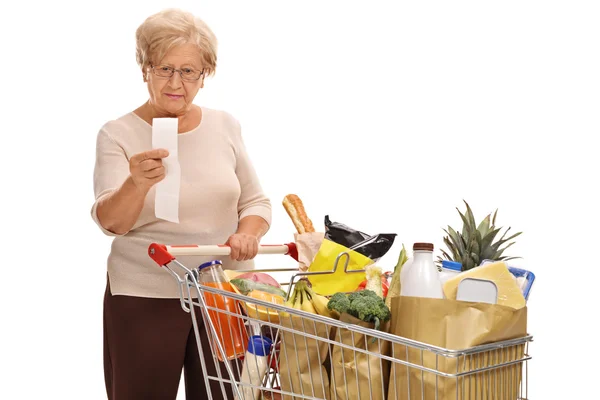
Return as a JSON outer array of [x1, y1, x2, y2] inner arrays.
[[324, 215, 396, 260], [324, 215, 370, 246], [351, 233, 397, 260]]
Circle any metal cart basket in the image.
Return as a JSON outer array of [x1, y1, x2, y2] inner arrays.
[[149, 242, 533, 400]]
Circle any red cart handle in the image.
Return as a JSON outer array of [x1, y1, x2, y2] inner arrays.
[[148, 243, 298, 266]]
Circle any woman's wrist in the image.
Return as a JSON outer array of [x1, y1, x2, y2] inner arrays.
[[125, 175, 150, 197], [236, 216, 269, 241]]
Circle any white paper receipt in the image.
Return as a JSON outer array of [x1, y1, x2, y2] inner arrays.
[[152, 118, 180, 223]]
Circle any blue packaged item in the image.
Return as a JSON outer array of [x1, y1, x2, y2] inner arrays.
[[441, 260, 462, 272], [507, 266, 536, 300]]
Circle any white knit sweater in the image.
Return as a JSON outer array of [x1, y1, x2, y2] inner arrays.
[[91, 107, 272, 298]]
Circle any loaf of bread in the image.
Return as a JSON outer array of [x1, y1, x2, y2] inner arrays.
[[282, 194, 315, 234]]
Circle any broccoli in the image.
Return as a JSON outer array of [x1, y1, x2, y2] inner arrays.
[[327, 289, 391, 331], [327, 292, 351, 315]]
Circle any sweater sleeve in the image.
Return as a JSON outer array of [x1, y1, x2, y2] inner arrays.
[[90, 124, 131, 236], [231, 119, 272, 227]]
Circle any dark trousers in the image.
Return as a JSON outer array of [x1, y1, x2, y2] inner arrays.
[[103, 280, 238, 399]]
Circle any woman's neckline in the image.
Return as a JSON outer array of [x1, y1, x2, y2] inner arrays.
[[131, 106, 204, 136]]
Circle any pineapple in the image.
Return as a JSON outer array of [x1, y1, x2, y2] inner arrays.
[[437, 201, 522, 271]]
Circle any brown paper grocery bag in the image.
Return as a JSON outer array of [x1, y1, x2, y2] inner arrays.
[[329, 313, 391, 400], [294, 232, 325, 272], [387, 296, 527, 400], [278, 315, 332, 400]]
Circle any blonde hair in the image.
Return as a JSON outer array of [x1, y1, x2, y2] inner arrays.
[[135, 8, 218, 77]]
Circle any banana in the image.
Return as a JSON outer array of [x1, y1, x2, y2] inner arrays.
[[284, 287, 296, 307], [281, 287, 298, 317], [311, 293, 335, 318], [305, 286, 335, 318], [293, 289, 303, 310], [300, 289, 317, 314], [285, 280, 319, 316]]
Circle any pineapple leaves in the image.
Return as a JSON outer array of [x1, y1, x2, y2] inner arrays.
[[440, 201, 523, 271], [472, 230, 481, 264], [440, 249, 452, 260], [494, 230, 523, 249], [494, 241, 516, 259], [480, 228, 502, 257], [481, 245, 498, 262], [477, 214, 491, 237], [464, 201, 477, 233], [458, 209, 471, 238], [447, 226, 465, 256], [443, 235, 460, 261]]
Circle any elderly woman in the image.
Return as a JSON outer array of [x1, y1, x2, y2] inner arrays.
[[90, 8, 271, 400]]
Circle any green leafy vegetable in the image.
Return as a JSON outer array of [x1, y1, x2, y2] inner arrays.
[[327, 289, 391, 331]]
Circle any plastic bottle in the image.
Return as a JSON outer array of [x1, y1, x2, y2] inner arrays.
[[196, 260, 249, 361], [400, 243, 444, 299], [399, 257, 414, 283], [236, 336, 273, 400], [439, 260, 462, 284]]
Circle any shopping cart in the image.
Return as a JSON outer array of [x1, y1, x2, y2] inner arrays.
[[149, 242, 533, 400]]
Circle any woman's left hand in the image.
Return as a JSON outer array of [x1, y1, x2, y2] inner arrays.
[[226, 233, 259, 261]]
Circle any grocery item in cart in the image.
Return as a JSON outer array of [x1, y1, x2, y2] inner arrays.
[[278, 314, 332, 400], [456, 278, 498, 304], [307, 238, 373, 295], [507, 265, 536, 300], [442, 261, 526, 309], [233, 271, 282, 288], [282, 194, 315, 233], [436, 200, 523, 272], [356, 265, 389, 298], [350, 233, 397, 260], [327, 290, 391, 331], [324, 215, 368, 245], [277, 281, 333, 399], [387, 295, 528, 400], [196, 260, 249, 362], [228, 278, 286, 325], [384, 243, 409, 309], [438, 260, 462, 284], [294, 231, 325, 272], [441, 259, 536, 300], [229, 278, 287, 298], [324, 215, 396, 261], [237, 335, 273, 400], [326, 290, 392, 399], [480, 259, 536, 300], [282, 194, 326, 272], [330, 313, 391, 400], [400, 242, 444, 299]]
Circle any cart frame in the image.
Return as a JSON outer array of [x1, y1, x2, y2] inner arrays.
[[149, 242, 533, 400]]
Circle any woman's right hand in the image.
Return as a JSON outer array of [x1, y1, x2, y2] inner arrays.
[[129, 149, 170, 193]]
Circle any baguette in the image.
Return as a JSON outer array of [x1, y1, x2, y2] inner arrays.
[[282, 194, 315, 234]]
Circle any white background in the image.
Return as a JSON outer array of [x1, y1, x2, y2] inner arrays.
[[1, 0, 598, 398]]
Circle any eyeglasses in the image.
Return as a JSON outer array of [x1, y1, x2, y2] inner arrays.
[[150, 64, 204, 82]]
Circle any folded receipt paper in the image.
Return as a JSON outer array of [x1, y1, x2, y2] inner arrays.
[[152, 118, 180, 223]]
